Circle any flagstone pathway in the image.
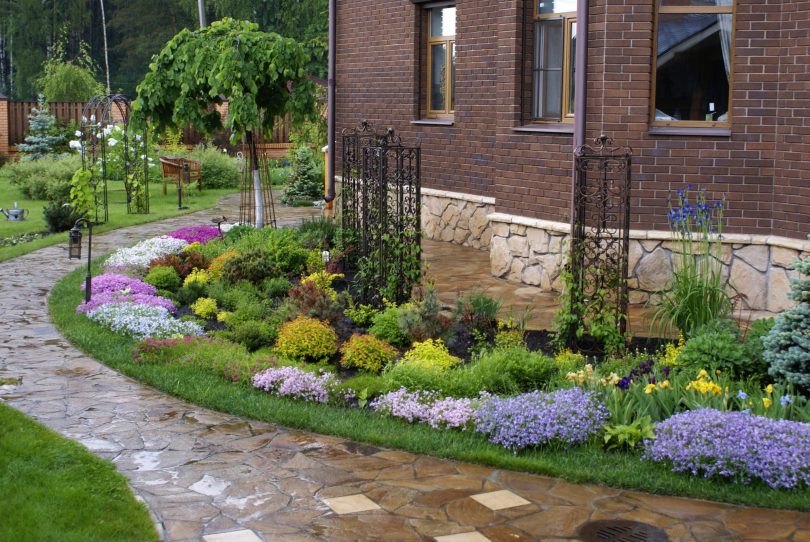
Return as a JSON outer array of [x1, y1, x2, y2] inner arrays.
[[0, 194, 807, 542]]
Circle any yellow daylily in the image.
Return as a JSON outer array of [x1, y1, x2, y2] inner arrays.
[[764, 384, 774, 394], [763, 397, 772, 408]]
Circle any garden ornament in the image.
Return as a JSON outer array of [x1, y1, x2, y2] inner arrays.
[[0, 202, 28, 221]]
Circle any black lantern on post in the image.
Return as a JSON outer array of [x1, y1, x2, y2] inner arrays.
[[68, 218, 93, 304]]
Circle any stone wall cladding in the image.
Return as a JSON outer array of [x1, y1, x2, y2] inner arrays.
[[488, 213, 808, 313], [421, 188, 494, 250]]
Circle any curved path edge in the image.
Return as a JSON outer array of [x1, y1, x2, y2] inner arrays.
[[0, 194, 807, 542]]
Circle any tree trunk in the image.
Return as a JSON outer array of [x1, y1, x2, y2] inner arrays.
[[197, 0, 207, 28], [99, 0, 110, 93], [246, 131, 264, 228]]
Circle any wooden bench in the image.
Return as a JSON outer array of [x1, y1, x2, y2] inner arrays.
[[159, 156, 202, 195]]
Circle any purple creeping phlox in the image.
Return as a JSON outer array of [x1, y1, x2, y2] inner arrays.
[[474, 387, 609, 451], [76, 291, 176, 314], [643, 409, 810, 489], [81, 273, 157, 296], [371, 388, 476, 429], [252, 366, 336, 403], [166, 225, 222, 245]]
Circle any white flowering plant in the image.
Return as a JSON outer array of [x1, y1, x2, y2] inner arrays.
[[87, 303, 204, 340], [104, 235, 188, 272]]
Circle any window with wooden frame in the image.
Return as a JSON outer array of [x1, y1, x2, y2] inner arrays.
[[652, 0, 734, 127], [532, 1, 577, 122], [426, 4, 455, 118]]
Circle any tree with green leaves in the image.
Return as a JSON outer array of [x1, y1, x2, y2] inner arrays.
[[37, 29, 104, 101], [132, 17, 315, 227], [18, 95, 64, 160]]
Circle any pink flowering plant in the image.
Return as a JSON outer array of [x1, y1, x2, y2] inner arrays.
[[252, 366, 338, 403], [81, 273, 157, 296], [166, 225, 222, 245], [370, 388, 477, 430], [76, 291, 176, 314]]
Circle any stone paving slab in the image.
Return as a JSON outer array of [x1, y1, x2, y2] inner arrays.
[[0, 194, 807, 541]]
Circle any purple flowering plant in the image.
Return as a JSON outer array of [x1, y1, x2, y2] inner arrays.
[[370, 388, 476, 430], [252, 366, 337, 403], [76, 291, 176, 314], [81, 273, 157, 296], [166, 225, 221, 245], [644, 409, 810, 489], [474, 387, 609, 451]]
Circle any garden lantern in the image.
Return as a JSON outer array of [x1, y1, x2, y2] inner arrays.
[[68, 218, 94, 304]]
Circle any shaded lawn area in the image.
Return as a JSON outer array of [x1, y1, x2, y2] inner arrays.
[[0, 401, 158, 542], [0, 179, 237, 263], [49, 264, 810, 512]]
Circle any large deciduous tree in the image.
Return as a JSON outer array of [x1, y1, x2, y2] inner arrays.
[[132, 17, 315, 227]]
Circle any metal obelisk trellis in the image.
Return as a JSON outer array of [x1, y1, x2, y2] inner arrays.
[[566, 135, 632, 353], [80, 94, 150, 223], [341, 121, 421, 305]]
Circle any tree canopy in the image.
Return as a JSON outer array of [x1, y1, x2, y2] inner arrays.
[[132, 17, 315, 138]]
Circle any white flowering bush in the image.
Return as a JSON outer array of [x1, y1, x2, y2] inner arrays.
[[87, 303, 204, 339], [104, 236, 188, 272]]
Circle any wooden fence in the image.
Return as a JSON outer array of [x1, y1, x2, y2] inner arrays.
[[0, 99, 293, 157]]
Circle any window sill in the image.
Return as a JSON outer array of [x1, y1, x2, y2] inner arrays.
[[512, 123, 574, 135], [648, 125, 731, 137], [411, 119, 454, 126]]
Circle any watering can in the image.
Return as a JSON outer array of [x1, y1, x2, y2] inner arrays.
[[0, 202, 28, 221]]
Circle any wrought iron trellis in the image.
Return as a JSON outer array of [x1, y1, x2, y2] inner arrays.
[[566, 135, 632, 352], [80, 94, 149, 223], [341, 121, 421, 305]]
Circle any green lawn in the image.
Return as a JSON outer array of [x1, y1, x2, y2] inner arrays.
[[0, 401, 158, 542], [0, 180, 237, 263], [49, 264, 810, 512]]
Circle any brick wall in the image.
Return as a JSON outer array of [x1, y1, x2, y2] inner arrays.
[[0, 96, 9, 158], [335, 0, 810, 240]]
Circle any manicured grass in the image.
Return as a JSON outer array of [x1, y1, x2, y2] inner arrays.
[[49, 265, 810, 511], [0, 179, 237, 262], [0, 401, 158, 542]]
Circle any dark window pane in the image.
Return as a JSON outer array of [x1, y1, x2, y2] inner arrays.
[[568, 22, 577, 115], [655, 13, 731, 121], [430, 43, 447, 111], [537, 0, 577, 14], [533, 19, 564, 119], [659, 0, 732, 7], [430, 7, 456, 37], [450, 42, 456, 111]]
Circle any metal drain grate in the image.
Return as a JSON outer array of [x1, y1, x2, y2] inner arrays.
[[578, 520, 669, 542]]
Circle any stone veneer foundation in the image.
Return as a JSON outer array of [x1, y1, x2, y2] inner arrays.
[[420, 190, 808, 314]]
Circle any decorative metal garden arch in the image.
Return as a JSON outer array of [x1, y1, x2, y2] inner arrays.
[[80, 94, 149, 223]]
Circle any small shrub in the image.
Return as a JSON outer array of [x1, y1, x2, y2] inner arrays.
[[0, 154, 81, 201], [340, 334, 398, 373], [493, 329, 525, 350], [398, 286, 449, 342], [466, 347, 556, 395], [457, 291, 501, 331], [275, 316, 338, 363], [229, 320, 277, 352], [194, 146, 240, 188], [221, 248, 274, 284], [288, 280, 343, 322], [174, 283, 207, 306], [401, 339, 461, 371], [677, 323, 756, 378], [743, 317, 775, 380], [383, 361, 449, 395], [369, 306, 409, 347], [148, 251, 209, 279], [336, 374, 389, 405], [191, 297, 218, 320], [281, 146, 322, 205], [183, 267, 211, 288], [144, 265, 181, 292], [345, 300, 380, 328], [298, 216, 338, 249], [208, 249, 240, 278], [42, 202, 85, 233], [263, 276, 293, 298]]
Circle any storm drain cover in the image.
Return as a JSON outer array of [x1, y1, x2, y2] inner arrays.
[[578, 520, 669, 542]]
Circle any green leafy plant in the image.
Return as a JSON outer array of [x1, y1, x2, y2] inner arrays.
[[42, 202, 85, 233], [463, 346, 556, 395], [678, 319, 768, 380], [298, 216, 338, 249], [281, 146, 323, 204], [274, 316, 337, 363], [652, 186, 732, 337], [369, 306, 409, 348], [228, 320, 278, 352], [603, 416, 656, 452], [0, 154, 81, 202], [262, 276, 293, 299], [397, 286, 449, 342], [340, 334, 398, 374], [456, 290, 501, 331], [191, 297, 218, 320], [69, 168, 98, 217], [36, 29, 104, 101], [144, 265, 181, 292], [400, 339, 461, 371], [345, 298, 380, 328]]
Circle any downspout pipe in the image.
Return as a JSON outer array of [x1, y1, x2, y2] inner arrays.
[[571, 0, 589, 221], [325, 0, 337, 202]]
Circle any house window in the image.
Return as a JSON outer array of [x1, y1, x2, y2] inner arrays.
[[426, 4, 455, 117], [532, 1, 576, 122], [653, 0, 734, 126]]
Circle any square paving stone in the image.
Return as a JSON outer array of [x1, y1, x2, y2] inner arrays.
[[470, 490, 530, 511], [202, 529, 263, 542], [323, 494, 381, 514], [434, 532, 491, 542]]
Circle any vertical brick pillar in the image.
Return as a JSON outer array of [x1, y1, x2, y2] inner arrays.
[[0, 94, 9, 159]]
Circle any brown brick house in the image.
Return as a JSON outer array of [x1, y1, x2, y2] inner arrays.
[[334, 0, 810, 313]]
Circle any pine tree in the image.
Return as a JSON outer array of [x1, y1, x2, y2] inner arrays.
[[18, 95, 64, 160], [764, 243, 810, 392], [281, 146, 322, 205]]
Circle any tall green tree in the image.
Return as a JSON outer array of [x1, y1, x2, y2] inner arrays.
[[132, 18, 316, 226], [37, 29, 104, 101]]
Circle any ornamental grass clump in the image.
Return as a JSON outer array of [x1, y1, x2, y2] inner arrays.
[[474, 387, 609, 451], [652, 186, 732, 337], [252, 366, 336, 403], [274, 316, 338, 363], [644, 409, 810, 489], [86, 303, 204, 339]]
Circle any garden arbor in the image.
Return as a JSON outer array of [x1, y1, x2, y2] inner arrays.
[[131, 18, 315, 227]]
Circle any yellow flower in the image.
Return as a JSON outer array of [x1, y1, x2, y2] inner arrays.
[[697, 369, 709, 380], [644, 383, 657, 394], [762, 397, 772, 408], [764, 384, 774, 394], [715, 369, 722, 375], [657, 380, 671, 390]]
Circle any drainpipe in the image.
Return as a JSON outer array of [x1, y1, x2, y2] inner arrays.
[[571, 0, 589, 222], [324, 0, 337, 202]]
